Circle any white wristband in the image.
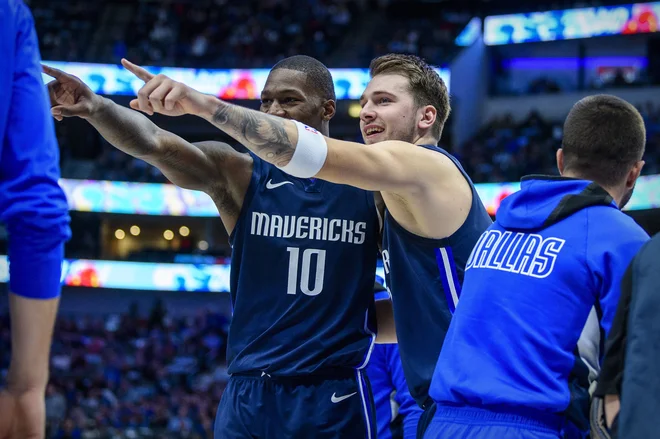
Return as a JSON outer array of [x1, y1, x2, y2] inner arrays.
[[277, 120, 328, 178]]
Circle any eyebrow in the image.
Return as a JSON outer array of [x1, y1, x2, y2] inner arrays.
[[261, 88, 305, 98], [359, 90, 396, 105]]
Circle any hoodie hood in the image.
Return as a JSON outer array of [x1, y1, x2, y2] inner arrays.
[[496, 176, 617, 231]]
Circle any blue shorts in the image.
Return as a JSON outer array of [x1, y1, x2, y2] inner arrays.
[[423, 405, 564, 439], [215, 369, 376, 438]]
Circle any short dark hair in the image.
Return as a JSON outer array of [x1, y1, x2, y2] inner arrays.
[[271, 55, 336, 102], [562, 94, 645, 186], [369, 54, 450, 139]]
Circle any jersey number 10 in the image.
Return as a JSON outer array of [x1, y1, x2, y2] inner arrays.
[[286, 247, 326, 296]]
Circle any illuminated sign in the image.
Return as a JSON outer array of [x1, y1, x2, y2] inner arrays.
[[0, 257, 387, 293], [59, 174, 660, 217], [485, 2, 660, 45], [42, 62, 450, 99]]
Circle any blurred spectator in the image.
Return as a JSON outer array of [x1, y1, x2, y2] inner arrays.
[[458, 102, 660, 184], [28, 0, 98, 63], [1, 303, 230, 439], [32, 0, 368, 69], [363, 5, 469, 67]]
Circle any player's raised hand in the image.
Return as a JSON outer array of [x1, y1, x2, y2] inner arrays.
[[42, 65, 102, 121], [121, 58, 208, 117]]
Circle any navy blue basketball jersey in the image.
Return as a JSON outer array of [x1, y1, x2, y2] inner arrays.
[[381, 145, 492, 407], [228, 153, 380, 376]]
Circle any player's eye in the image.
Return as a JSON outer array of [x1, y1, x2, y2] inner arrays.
[[282, 98, 298, 104], [378, 97, 391, 104], [261, 99, 272, 105]]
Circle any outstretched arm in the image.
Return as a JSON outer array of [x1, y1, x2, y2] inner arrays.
[[120, 59, 444, 193], [208, 99, 440, 193], [85, 97, 249, 195], [43, 65, 251, 194]]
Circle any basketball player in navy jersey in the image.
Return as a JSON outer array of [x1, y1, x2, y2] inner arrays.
[[119, 53, 493, 436], [43, 56, 380, 438]]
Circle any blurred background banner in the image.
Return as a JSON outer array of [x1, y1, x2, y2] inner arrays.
[[484, 2, 660, 46], [0, 256, 387, 294], [59, 174, 660, 217], [41, 61, 451, 99]]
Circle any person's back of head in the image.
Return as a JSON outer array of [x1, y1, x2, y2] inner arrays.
[[559, 94, 646, 208], [369, 54, 450, 140]]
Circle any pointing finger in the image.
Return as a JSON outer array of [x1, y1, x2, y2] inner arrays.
[[121, 58, 154, 82], [42, 64, 65, 79]]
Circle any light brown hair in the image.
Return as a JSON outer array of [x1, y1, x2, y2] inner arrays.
[[369, 54, 450, 139]]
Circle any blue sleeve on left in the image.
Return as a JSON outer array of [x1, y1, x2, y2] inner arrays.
[[388, 345, 423, 439], [588, 214, 648, 338], [0, 1, 71, 299]]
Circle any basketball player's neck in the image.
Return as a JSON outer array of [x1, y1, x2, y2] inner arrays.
[[412, 133, 439, 146], [319, 120, 330, 137], [561, 169, 626, 207]]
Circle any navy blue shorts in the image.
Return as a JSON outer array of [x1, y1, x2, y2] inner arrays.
[[215, 370, 376, 438], [423, 405, 564, 439]]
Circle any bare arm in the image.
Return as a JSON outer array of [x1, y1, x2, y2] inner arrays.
[[375, 299, 397, 343], [117, 59, 453, 193], [85, 99, 253, 233], [202, 98, 472, 237], [207, 97, 431, 191], [43, 65, 253, 230], [6, 295, 59, 391], [87, 97, 251, 194]]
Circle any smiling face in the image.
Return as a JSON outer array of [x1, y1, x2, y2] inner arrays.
[[260, 69, 333, 134], [359, 74, 423, 145]]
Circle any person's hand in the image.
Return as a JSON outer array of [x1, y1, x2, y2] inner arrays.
[[0, 388, 46, 439], [42, 65, 103, 121], [121, 58, 209, 117]]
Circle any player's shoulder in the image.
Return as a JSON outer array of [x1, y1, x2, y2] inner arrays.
[[587, 206, 648, 242], [634, 232, 660, 262], [585, 206, 649, 263]]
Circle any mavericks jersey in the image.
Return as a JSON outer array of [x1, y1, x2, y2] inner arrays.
[[228, 153, 380, 376], [381, 145, 492, 407]]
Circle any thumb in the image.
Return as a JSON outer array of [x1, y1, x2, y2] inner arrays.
[[129, 99, 152, 114], [51, 102, 91, 118]]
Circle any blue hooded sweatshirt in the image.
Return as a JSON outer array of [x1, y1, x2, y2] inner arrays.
[[428, 176, 648, 426]]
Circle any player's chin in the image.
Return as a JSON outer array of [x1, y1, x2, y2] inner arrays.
[[362, 132, 386, 145]]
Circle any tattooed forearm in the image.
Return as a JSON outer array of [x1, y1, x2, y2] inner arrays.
[[87, 97, 161, 158], [211, 101, 297, 167]]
